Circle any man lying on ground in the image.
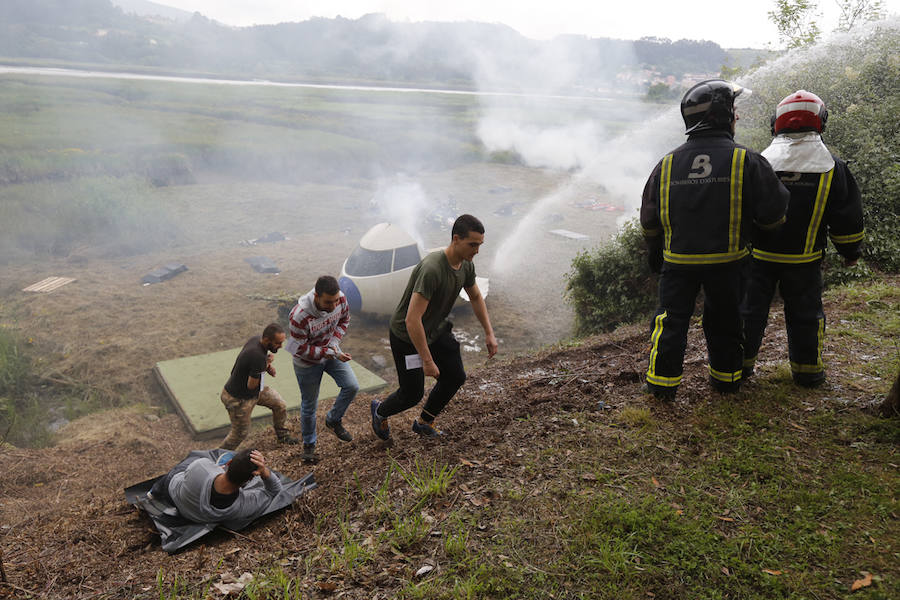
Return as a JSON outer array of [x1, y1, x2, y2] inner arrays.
[[150, 448, 282, 523]]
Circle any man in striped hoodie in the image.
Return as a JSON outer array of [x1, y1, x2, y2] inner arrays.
[[288, 275, 359, 463]]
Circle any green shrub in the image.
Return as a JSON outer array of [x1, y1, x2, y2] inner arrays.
[[565, 220, 657, 334], [0, 328, 55, 447], [566, 22, 898, 337], [740, 20, 900, 273], [0, 175, 180, 259], [0, 328, 30, 396], [822, 248, 873, 287]]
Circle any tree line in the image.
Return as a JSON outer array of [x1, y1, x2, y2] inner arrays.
[[1, 0, 727, 88]]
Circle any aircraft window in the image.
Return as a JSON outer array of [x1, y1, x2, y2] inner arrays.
[[344, 247, 392, 276], [393, 244, 421, 271]]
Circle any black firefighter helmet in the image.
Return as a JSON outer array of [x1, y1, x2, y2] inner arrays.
[[680, 79, 746, 134]]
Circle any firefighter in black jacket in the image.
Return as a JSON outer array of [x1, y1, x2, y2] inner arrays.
[[640, 79, 789, 399], [741, 90, 864, 387]]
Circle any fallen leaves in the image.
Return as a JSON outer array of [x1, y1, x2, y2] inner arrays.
[[851, 572, 873, 591], [211, 572, 253, 596], [414, 564, 435, 578]]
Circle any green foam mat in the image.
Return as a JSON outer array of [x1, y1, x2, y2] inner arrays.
[[154, 348, 387, 439]]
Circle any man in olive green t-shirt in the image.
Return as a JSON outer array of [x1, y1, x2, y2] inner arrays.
[[371, 214, 499, 440]]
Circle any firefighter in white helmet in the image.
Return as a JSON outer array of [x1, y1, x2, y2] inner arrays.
[[741, 90, 865, 387]]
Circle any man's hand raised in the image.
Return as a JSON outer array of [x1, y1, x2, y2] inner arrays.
[[249, 449, 271, 480]]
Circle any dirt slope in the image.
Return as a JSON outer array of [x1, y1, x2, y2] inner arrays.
[[0, 290, 893, 598]]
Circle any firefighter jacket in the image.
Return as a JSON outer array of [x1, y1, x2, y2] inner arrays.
[[640, 131, 789, 269], [753, 138, 864, 264]]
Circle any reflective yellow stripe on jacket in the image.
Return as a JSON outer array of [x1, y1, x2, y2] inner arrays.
[[753, 169, 834, 264], [751, 248, 822, 264], [729, 148, 746, 254], [803, 170, 834, 254], [659, 154, 673, 253], [830, 229, 865, 244], [662, 148, 747, 265]]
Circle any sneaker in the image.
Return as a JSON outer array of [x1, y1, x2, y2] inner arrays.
[[370, 400, 391, 441], [412, 419, 444, 438], [302, 443, 319, 464], [326, 419, 353, 442], [277, 433, 300, 445]]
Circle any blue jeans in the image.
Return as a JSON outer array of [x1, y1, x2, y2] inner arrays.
[[293, 359, 359, 445]]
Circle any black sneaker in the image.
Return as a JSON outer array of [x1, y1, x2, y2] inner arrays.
[[370, 400, 391, 441], [277, 433, 300, 445], [326, 419, 353, 442], [412, 419, 444, 438], [302, 443, 319, 464]]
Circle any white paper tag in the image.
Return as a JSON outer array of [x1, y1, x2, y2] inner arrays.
[[405, 354, 423, 370]]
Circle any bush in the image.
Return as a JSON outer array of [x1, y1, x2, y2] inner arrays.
[[565, 220, 657, 334], [740, 19, 900, 274], [0, 328, 30, 396], [822, 248, 873, 286], [0, 175, 181, 259], [566, 20, 899, 336], [0, 328, 55, 447]]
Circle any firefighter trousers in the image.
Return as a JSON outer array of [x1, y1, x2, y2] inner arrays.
[[646, 261, 745, 395], [741, 258, 825, 386]]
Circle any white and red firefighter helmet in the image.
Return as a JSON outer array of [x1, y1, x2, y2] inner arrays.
[[773, 90, 828, 135]]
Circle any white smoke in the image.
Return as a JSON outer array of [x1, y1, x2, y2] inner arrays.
[[473, 36, 683, 275], [369, 176, 431, 249]]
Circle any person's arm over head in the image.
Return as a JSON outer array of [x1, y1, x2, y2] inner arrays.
[[465, 283, 498, 358], [233, 451, 283, 519]]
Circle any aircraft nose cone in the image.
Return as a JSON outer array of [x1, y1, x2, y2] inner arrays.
[[338, 276, 362, 313]]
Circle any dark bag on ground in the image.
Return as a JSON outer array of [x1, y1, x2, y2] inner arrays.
[[124, 448, 315, 553]]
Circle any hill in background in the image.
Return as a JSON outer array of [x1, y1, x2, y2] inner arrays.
[[0, 0, 763, 92]]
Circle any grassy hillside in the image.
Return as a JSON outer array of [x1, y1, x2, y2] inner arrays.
[[2, 276, 896, 599], [0, 72, 645, 263]]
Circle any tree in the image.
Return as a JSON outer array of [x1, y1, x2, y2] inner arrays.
[[768, 0, 822, 48], [880, 368, 899, 418], [835, 0, 885, 32]]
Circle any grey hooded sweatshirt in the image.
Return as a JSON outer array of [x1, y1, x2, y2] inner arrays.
[[168, 458, 283, 526]]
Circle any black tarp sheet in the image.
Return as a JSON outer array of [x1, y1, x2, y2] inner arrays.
[[125, 449, 316, 553]]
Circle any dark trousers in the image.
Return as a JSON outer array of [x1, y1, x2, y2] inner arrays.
[[379, 327, 467, 421], [646, 261, 746, 394], [742, 258, 825, 385]]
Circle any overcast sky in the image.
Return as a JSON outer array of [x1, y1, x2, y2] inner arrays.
[[154, 0, 899, 48]]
